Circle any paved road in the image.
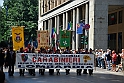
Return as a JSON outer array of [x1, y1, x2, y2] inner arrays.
[[4, 68, 124, 83]]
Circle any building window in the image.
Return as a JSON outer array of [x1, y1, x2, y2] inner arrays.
[[108, 12, 117, 25], [118, 10, 123, 24], [108, 33, 116, 50], [118, 32, 122, 52]]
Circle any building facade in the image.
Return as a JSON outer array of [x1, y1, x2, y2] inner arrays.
[[38, 0, 124, 51]]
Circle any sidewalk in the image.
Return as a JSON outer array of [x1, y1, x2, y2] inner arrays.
[[94, 67, 124, 76]]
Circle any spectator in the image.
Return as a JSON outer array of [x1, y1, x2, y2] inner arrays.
[[97, 49, 102, 68], [101, 51, 106, 69], [0, 49, 5, 71], [111, 50, 117, 72], [95, 49, 98, 67], [0, 70, 5, 83], [121, 49, 124, 71], [105, 49, 111, 70]]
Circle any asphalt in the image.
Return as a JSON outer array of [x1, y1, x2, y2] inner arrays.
[[3, 67, 124, 83]]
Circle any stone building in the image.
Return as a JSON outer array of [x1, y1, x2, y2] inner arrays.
[[38, 0, 124, 52]]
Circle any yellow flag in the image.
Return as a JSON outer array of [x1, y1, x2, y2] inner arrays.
[[12, 26, 24, 51]]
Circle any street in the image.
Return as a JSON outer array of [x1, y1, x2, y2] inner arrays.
[[4, 68, 124, 83]]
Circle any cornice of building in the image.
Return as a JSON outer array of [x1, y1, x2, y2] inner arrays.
[[42, 0, 73, 17]]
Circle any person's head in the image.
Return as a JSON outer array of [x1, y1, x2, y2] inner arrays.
[[66, 47, 69, 51], [122, 49, 124, 53], [49, 49, 53, 54], [112, 50, 115, 54], [89, 48, 93, 53], [55, 49, 60, 54], [10, 47, 13, 51], [85, 48, 88, 52], [0, 70, 5, 83], [103, 50, 106, 53], [20, 47, 23, 52]]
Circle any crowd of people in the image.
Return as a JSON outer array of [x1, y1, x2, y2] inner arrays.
[[95, 49, 124, 72], [0, 46, 124, 78]]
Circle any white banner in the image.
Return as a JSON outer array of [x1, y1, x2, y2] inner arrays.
[[16, 53, 94, 69]]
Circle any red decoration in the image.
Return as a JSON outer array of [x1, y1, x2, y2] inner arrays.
[[84, 24, 90, 30]]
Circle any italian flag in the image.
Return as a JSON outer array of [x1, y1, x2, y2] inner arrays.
[[51, 28, 56, 38], [111, 14, 115, 21]]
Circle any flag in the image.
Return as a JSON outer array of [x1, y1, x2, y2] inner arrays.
[[84, 24, 90, 30], [76, 23, 85, 34], [60, 30, 71, 47], [67, 22, 72, 30], [12, 26, 24, 51], [111, 14, 115, 21], [51, 28, 56, 38]]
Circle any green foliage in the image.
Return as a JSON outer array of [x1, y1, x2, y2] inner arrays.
[[0, 0, 38, 43]]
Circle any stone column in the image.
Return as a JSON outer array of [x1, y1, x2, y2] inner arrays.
[[63, 13, 65, 30], [89, 0, 108, 50], [44, 0, 47, 12], [57, 16, 60, 39], [61, 0, 64, 3], [48, 19, 52, 46], [52, 0, 54, 9], [57, 0, 60, 5], [39, 0, 41, 18], [38, 21, 43, 30], [72, 9, 76, 50], [76, 7, 79, 50], [54, 0, 56, 7], [44, 21, 46, 30], [66, 12, 68, 30], [85, 4, 88, 24], [85, 3, 89, 48], [50, 0, 54, 9], [55, 16, 57, 45], [47, 0, 49, 11]]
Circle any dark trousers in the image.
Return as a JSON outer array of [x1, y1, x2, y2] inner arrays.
[[83, 69, 88, 74], [0, 65, 3, 71], [29, 69, 35, 75], [101, 59, 106, 69], [19, 69, 25, 76], [88, 69, 93, 75], [97, 57, 102, 68], [49, 69, 54, 75], [76, 69, 82, 75], [95, 58, 98, 67], [56, 69, 60, 75], [8, 64, 14, 75], [39, 69, 45, 75], [65, 69, 70, 75]]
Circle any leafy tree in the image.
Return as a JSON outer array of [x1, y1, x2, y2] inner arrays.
[[0, 0, 38, 46]]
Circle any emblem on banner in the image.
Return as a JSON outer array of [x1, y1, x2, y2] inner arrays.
[[21, 54, 28, 62], [14, 33, 22, 43], [83, 55, 91, 63]]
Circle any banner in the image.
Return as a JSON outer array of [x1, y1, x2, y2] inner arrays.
[[76, 23, 84, 34], [16, 53, 94, 69], [37, 30, 49, 48], [12, 26, 24, 51], [60, 30, 71, 48]]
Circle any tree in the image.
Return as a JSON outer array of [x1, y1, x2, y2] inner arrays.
[[0, 0, 38, 44]]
